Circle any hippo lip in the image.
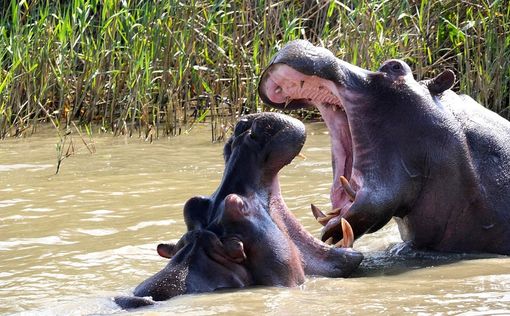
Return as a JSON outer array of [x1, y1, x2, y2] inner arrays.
[[259, 63, 360, 243]]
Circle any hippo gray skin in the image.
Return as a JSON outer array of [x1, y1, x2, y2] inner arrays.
[[114, 112, 363, 309], [258, 40, 510, 255]]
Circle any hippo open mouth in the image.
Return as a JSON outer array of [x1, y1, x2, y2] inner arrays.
[[259, 39, 510, 256], [115, 112, 363, 309], [259, 40, 372, 243]]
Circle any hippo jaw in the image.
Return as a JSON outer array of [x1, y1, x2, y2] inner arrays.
[[117, 113, 363, 309], [216, 113, 362, 280], [259, 40, 423, 244]]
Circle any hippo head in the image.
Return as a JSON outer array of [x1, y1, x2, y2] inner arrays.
[[258, 40, 461, 246], [116, 112, 363, 309]]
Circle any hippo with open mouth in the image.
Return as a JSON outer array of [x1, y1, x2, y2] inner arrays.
[[115, 112, 363, 309], [258, 40, 510, 255]]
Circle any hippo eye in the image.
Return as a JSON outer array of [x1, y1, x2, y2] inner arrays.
[[391, 62, 402, 71], [378, 60, 408, 76]]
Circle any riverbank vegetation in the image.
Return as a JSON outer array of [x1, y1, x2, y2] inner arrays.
[[1, 0, 509, 140]]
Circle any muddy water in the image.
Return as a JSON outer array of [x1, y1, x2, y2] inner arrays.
[[1, 123, 509, 315]]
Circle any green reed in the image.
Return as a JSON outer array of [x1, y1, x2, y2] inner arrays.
[[0, 0, 509, 141]]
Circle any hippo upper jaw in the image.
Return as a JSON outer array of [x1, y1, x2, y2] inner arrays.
[[258, 41, 372, 242]]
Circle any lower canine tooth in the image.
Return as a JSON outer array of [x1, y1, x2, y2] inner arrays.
[[335, 218, 354, 248]]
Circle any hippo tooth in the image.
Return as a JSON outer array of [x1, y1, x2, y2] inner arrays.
[[275, 86, 282, 94], [311, 204, 338, 226], [297, 153, 307, 160], [335, 218, 354, 248], [318, 215, 336, 226], [340, 176, 356, 201], [311, 203, 326, 220]]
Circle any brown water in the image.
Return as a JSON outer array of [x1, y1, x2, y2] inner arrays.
[[1, 123, 509, 315]]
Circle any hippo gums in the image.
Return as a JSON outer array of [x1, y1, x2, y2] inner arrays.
[[115, 113, 363, 309], [258, 40, 510, 255]]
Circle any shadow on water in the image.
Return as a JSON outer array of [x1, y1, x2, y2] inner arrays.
[[353, 242, 503, 278]]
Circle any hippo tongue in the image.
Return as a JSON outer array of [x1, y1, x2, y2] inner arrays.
[[316, 103, 355, 212]]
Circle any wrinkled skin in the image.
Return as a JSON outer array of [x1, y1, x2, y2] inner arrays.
[[115, 112, 363, 309], [258, 40, 510, 255]]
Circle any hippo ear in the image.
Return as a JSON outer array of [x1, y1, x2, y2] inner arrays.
[[183, 196, 212, 231], [426, 69, 455, 95], [157, 243, 178, 259]]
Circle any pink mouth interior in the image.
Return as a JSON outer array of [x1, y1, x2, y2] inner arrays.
[[261, 64, 358, 223]]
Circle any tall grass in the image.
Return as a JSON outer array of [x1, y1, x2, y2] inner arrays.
[[0, 0, 509, 141]]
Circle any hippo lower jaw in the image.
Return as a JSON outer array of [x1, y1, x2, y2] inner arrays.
[[265, 175, 362, 278]]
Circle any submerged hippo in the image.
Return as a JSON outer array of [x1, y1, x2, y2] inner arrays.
[[258, 40, 510, 255], [115, 113, 362, 309]]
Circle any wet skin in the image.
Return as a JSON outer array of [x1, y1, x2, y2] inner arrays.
[[258, 40, 510, 255], [115, 112, 363, 309]]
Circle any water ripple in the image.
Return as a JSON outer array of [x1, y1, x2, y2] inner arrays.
[[0, 198, 30, 208], [0, 236, 75, 251], [127, 219, 176, 231], [0, 163, 53, 172]]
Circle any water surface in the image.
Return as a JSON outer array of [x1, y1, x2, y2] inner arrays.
[[1, 123, 509, 315]]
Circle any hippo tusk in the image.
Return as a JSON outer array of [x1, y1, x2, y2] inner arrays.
[[335, 218, 354, 248], [311, 204, 340, 226], [311, 204, 326, 220], [340, 176, 356, 201]]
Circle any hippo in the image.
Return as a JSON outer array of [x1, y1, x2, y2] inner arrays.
[[258, 40, 510, 255], [115, 112, 363, 309]]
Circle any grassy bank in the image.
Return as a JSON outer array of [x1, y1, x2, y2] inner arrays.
[[1, 0, 509, 141]]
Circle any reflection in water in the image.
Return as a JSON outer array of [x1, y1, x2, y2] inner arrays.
[[0, 123, 509, 315]]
